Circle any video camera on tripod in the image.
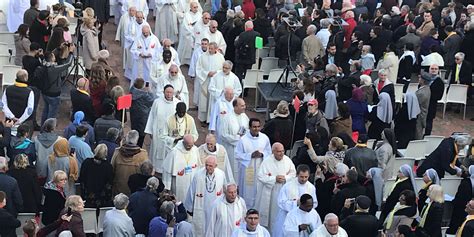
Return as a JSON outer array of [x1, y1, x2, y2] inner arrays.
[[282, 15, 303, 30]]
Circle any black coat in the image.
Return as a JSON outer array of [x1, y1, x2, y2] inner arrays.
[[70, 89, 96, 124], [79, 158, 113, 208], [460, 31, 474, 64], [373, 83, 395, 107], [417, 201, 444, 237], [83, 0, 110, 23], [261, 116, 293, 150], [315, 173, 339, 219], [330, 182, 367, 215], [340, 212, 379, 237], [0, 208, 21, 237], [7, 167, 42, 213], [417, 183, 434, 213], [459, 220, 474, 237], [128, 189, 159, 235], [338, 71, 362, 101], [416, 137, 460, 178], [225, 25, 244, 61], [394, 104, 417, 149], [370, 37, 388, 62], [253, 18, 272, 45], [379, 178, 414, 223], [29, 19, 51, 50], [0, 173, 23, 217], [447, 178, 474, 234], [368, 108, 391, 140], [275, 33, 301, 61], [289, 103, 308, 143], [128, 174, 164, 195], [235, 30, 260, 65], [354, 22, 372, 44], [41, 187, 66, 225], [398, 55, 415, 81], [427, 77, 445, 120], [450, 60, 473, 86], [344, 146, 378, 177]]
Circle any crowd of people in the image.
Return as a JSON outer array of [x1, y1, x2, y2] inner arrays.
[[1, 0, 474, 236]]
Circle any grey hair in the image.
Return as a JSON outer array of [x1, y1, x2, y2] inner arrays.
[[401, 5, 410, 12], [407, 24, 416, 34], [455, 52, 465, 60], [16, 69, 28, 82], [160, 200, 175, 217], [109, 85, 125, 102], [226, 9, 235, 19], [0, 157, 7, 170], [325, 64, 338, 73], [42, 118, 57, 133], [94, 144, 108, 160], [307, 24, 317, 33], [146, 177, 160, 192], [320, 19, 330, 28], [224, 60, 233, 69], [362, 45, 371, 52], [106, 127, 120, 141], [224, 182, 237, 192], [139, 160, 154, 175], [125, 130, 139, 145], [113, 193, 129, 210], [324, 213, 339, 224], [378, 69, 387, 76], [209, 42, 218, 48], [453, 133, 472, 146]]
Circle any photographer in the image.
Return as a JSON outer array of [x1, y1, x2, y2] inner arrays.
[[22, 42, 43, 130], [36, 43, 75, 124]]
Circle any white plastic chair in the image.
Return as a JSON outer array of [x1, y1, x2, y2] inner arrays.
[[406, 83, 419, 94], [289, 140, 305, 159], [82, 208, 98, 234], [16, 213, 37, 236], [437, 84, 448, 106], [0, 32, 14, 46], [392, 158, 416, 178], [0, 54, 11, 68], [260, 57, 279, 77], [0, 42, 10, 55], [424, 135, 444, 156], [399, 140, 427, 160], [257, 47, 270, 58], [443, 84, 469, 120], [394, 83, 404, 104], [266, 69, 284, 83], [367, 139, 376, 149], [383, 178, 396, 200], [243, 69, 263, 106], [441, 177, 462, 197], [1, 65, 21, 91], [97, 207, 113, 233]]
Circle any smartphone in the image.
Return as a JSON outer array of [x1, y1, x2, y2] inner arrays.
[[69, 148, 75, 156], [67, 207, 72, 216], [145, 82, 150, 87]]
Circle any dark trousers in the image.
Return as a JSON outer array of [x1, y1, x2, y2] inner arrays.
[[425, 117, 434, 135], [235, 63, 253, 84], [138, 135, 145, 148]]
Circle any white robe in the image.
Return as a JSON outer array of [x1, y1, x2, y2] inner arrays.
[[192, 20, 210, 48], [122, 0, 149, 18], [7, 0, 29, 33], [144, 97, 180, 172], [310, 226, 348, 237], [208, 70, 242, 121], [130, 34, 161, 82], [198, 143, 235, 183], [156, 73, 189, 108], [157, 46, 181, 66], [201, 29, 227, 54], [162, 114, 199, 157], [177, 10, 202, 65], [184, 167, 226, 236], [150, 61, 180, 87], [155, 0, 179, 43], [162, 141, 201, 201], [235, 132, 272, 208], [272, 180, 318, 237], [189, 47, 205, 106], [208, 95, 233, 134], [231, 224, 271, 237], [205, 196, 247, 237], [218, 111, 249, 182], [283, 208, 322, 237], [124, 21, 150, 79], [195, 52, 225, 122], [115, 13, 134, 70], [255, 155, 296, 229]]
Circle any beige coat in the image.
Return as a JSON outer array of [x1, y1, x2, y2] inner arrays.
[[376, 52, 399, 83], [111, 145, 149, 196], [302, 35, 325, 64], [416, 21, 435, 39], [80, 24, 99, 70]]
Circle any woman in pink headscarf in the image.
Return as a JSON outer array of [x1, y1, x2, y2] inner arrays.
[[242, 0, 256, 19]]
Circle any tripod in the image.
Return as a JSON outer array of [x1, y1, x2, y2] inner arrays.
[[270, 29, 298, 95], [64, 16, 87, 86]]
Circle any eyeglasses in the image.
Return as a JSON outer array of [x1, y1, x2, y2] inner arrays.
[[223, 66, 231, 69], [204, 17, 211, 20], [170, 71, 178, 74], [211, 26, 217, 29]]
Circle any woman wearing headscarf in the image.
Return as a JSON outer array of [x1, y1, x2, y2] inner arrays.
[[368, 92, 392, 140], [330, 102, 353, 138], [382, 190, 418, 237], [63, 111, 96, 148], [261, 100, 293, 150], [346, 88, 369, 134], [379, 164, 417, 225], [42, 170, 68, 225], [394, 92, 420, 149], [324, 90, 338, 122], [33, 118, 60, 185], [315, 163, 349, 219], [364, 167, 384, 214], [46, 138, 79, 197], [416, 185, 444, 237], [447, 165, 474, 234], [418, 168, 440, 213], [375, 128, 397, 180]]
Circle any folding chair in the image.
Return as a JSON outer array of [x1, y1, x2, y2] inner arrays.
[[260, 57, 279, 77], [257, 47, 270, 58], [97, 207, 113, 233], [82, 208, 98, 234], [266, 69, 284, 83], [399, 140, 427, 160], [443, 84, 469, 120], [406, 83, 419, 94], [424, 135, 444, 156], [394, 83, 404, 104], [1, 65, 21, 91], [367, 139, 376, 150], [243, 69, 263, 106], [391, 158, 416, 179], [441, 177, 462, 197]]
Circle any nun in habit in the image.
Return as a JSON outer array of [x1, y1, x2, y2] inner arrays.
[[394, 92, 420, 149], [417, 168, 440, 213], [447, 165, 474, 234], [368, 92, 393, 140]]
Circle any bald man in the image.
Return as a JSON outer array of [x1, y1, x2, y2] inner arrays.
[[177, 2, 202, 65], [201, 20, 227, 54], [184, 156, 227, 236], [130, 25, 161, 83], [2, 70, 34, 126], [115, 6, 138, 73], [70, 78, 96, 124], [156, 64, 189, 108], [193, 13, 211, 49], [198, 134, 234, 183], [209, 87, 235, 134], [235, 20, 260, 80]]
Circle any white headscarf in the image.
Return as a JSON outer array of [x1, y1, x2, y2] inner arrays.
[[324, 90, 338, 120], [469, 165, 474, 195], [424, 168, 440, 185], [404, 92, 421, 120], [368, 167, 384, 208], [400, 164, 418, 197], [376, 92, 393, 123]]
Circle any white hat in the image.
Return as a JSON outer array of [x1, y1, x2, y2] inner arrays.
[[391, 6, 401, 15], [98, 50, 110, 59]]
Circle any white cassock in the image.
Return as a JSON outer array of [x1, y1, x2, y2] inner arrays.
[[255, 155, 296, 229], [162, 114, 199, 158], [208, 70, 242, 119], [150, 61, 180, 88], [162, 140, 201, 201], [198, 143, 235, 183], [155, 0, 179, 43], [144, 97, 180, 172], [218, 111, 249, 182], [201, 29, 227, 54], [157, 46, 181, 65], [209, 95, 233, 134], [177, 10, 202, 65], [124, 21, 150, 79], [7, 0, 29, 32], [184, 167, 226, 236], [115, 13, 134, 70], [130, 33, 161, 82], [122, 0, 149, 18], [196, 52, 225, 122], [192, 20, 210, 47], [205, 195, 247, 237], [272, 179, 318, 237], [235, 132, 272, 208], [231, 224, 271, 237], [310, 226, 348, 237], [189, 47, 205, 105], [176, 0, 202, 19], [156, 72, 189, 108], [283, 208, 322, 237]]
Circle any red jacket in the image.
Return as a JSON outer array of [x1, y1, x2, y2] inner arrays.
[[242, 0, 256, 19], [343, 17, 357, 49]]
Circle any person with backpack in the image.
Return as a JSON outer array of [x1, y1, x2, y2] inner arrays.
[[234, 21, 260, 83]]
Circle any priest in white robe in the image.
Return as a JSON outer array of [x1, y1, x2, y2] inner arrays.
[[205, 183, 247, 237], [255, 143, 296, 230], [184, 156, 226, 236], [283, 194, 322, 237], [311, 213, 348, 237], [150, 49, 180, 87], [189, 38, 208, 106], [177, 2, 202, 65], [157, 38, 181, 65], [123, 11, 149, 79], [7, 0, 29, 32], [208, 60, 242, 119], [155, 0, 179, 44], [130, 25, 161, 82], [121, 0, 149, 19], [162, 134, 201, 201], [144, 84, 180, 172], [198, 134, 234, 183], [192, 13, 211, 48], [218, 98, 249, 182], [201, 20, 227, 54], [235, 118, 272, 208], [231, 209, 271, 237], [162, 102, 199, 157], [156, 65, 189, 108], [273, 165, 318, 237], [196, 42, 225, 123], [209, 87, 234, 134], [115, 7, 137, 70]]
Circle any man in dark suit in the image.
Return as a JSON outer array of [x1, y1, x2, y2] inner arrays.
[[338, 61, 362, 101], [235, 20, 260, 82], [456, 199, 474, 237], [321, 42, 343, 69], [0, 157, 23, 217], [0, 191, 21, 237], [70, 77, 96, 124], [340, 195, 379, 237], [451, 52, 473, 86]]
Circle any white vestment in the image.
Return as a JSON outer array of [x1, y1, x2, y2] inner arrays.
[[124, 21, 150, 79], [115, 13, 134, 70], [218, 111, 249, 181], [255, 155, 296, 229], [155, 0, 179, 43], [144, 97, 180, 172], [208, 70, 242, 120], [157, 46, 181, 66], [189, 47, 205, 106], [310, 226, 348, 237], [272, 180, 318, 237], [7, 0, 29, 32], [198, 143, 235, 183], [150, 61, 180, 87], [177, 11, 201, 65], [162, 114, 199, 157], [192, 20, 210, 47], [208, 95, 233, 133], [156, 72, 189, 108], [231, 224, 271, 237], [201, 29, 227, 54], [195, 52, 225, 122], [162, 141, 201, 201], [283, 208, 322, 237], [205, 196, 247, 237], [184, 167, 226, 236], [122, 0, 149, 18], [130, 33, 161, 82], [235, 132, 272, 208]]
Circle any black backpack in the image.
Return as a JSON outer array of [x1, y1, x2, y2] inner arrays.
[[33, 65, 49, 91]]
